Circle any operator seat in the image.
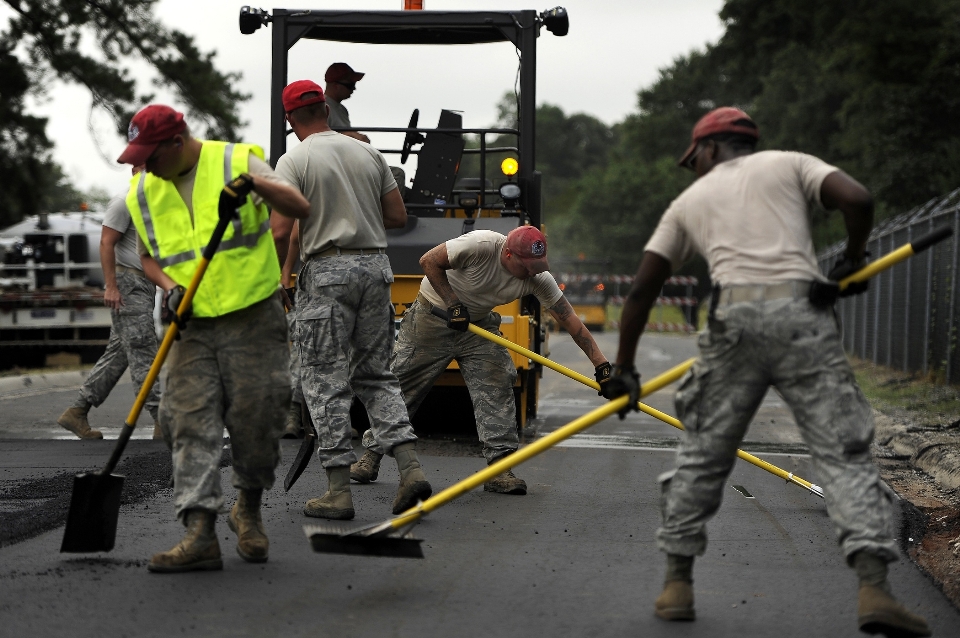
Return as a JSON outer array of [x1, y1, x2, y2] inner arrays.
[[404, 110, 465, 216]]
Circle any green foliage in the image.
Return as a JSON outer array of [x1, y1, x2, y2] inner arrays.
[[549, 0, 960, 276], [0, 0, 249, 229], [459, 92, 615, 230]]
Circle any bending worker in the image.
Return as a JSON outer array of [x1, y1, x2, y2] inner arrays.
[[117, 104, 310, 573], [351, 226, 611, 495], [274, 80, 432, 521], [57, 165, 162, 441], [602, 107, 930, 637]]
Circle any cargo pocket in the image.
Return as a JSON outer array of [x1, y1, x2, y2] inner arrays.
[[297, 305, 341, 367], [382, 267, 395, 284], [833, 375, 875, 457]]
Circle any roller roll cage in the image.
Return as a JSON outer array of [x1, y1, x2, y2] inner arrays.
[[240, 6, 569, 226]]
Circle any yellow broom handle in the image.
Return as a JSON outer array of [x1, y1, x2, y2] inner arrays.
[[459, 324, 822, 496], [389, 363, 691, 529]]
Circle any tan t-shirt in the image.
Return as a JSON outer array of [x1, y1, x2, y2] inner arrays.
[[644, 151, 839, 285], [274, 131, 396, 256], [419, 230, 565, 318]]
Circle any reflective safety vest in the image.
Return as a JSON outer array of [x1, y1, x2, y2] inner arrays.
[[126, 141, 280, 318]]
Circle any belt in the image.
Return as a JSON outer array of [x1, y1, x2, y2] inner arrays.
[[717, 281, 812, 305], [115, 265, 146, 277], [311, 246, 385, 258]]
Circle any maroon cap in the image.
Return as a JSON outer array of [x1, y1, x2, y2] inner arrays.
[[117, 105, 186, 165], [282, 80, 326, 114], [324, 62, 365, 83], [506, 226, 549, 274], [678, 107, 759, 167]]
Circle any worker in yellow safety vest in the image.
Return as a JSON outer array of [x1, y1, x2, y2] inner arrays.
[[117, 104, 310, 573]]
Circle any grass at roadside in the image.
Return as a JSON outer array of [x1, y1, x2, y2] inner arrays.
[[851, 358, 960, 424], [605, 303, 702, 331]]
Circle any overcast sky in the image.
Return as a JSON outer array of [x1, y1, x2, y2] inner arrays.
[[13, 0, 725, 200]]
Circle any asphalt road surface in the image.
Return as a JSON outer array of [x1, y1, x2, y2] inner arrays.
[[1, 332, 958, 637]]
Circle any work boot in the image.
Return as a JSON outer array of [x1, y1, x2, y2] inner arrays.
[[483, 455, 527, 495], [304, 467, 355, 520], [350, 449, 383, 483], [147, 509, 222, 573], [655, 580, 696, 621], [392, 442, 432, 514], [655, 553, 695, 620], [282, 401, 302, 439], [227, 489, 269, 563], [854, 551, 930, 637], [57, 405, 102, 440]]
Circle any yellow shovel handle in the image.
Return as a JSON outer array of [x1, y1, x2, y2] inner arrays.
[[123, 257, 211, 427], [838, 225, 952, 290]]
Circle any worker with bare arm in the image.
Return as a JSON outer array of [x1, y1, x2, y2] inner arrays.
[[118, 104, 310, 573], [57, 165, 163, 441], [602, 107, 930, 637], [275, 80, 432, 522], [351, 227, 611, 495]]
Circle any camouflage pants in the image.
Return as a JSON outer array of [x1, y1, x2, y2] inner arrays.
[[657, 295, 899, 563], [79, 269, 160, 420], [297, 254, 416, 468], [159, 295, 290, 520], [287, 309, 303, 405], [362, 299, 518, 463]]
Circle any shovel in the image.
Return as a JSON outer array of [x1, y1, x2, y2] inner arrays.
[[284, 401, 317, 491], [60, 178, 248, 553], [303, 359, 692, 558]]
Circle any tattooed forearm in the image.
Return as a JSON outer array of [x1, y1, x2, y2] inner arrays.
[[549, 298, 574, 322], [549, 298, 608, 366], [572, 327, 601, 361]]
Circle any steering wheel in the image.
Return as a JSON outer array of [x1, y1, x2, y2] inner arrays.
[[400, 109, 425, 164]]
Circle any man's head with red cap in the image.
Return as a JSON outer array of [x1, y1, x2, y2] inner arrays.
[[117, 104, 197, 180], [501, 226, 550, 279], [282, 79, 331, 141], [324, 62, 364, 103], [678, 107, 759, 177]]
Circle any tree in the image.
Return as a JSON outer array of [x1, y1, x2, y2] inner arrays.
[[554, 0, 960, 276], [0, 0, 249, 228]]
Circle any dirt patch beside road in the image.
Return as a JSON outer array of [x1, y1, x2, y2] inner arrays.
[[853, 359, 960, 608]]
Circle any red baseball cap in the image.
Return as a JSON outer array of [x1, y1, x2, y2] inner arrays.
[[282, 80, 326, 113], [325, 62, 365, 83], [506, 226, 550, 274], [117, 105, 186, 165], [678, 107, 759, 167]]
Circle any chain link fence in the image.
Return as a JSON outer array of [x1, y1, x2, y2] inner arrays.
[[818, 189, 960, 382]]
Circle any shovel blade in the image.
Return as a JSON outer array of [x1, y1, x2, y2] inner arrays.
[[304, 523, 424, 559], [284, 430, 316, 492], [60, 472, 124, 553]]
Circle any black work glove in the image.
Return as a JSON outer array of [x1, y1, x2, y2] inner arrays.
[[594, 362, 612, 396], [828, 252, 870, 297], [447, 302, 470, 332], [161, 285, 192, 334], [219, 173, 256, 221], [599, 364, 641, 420]]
